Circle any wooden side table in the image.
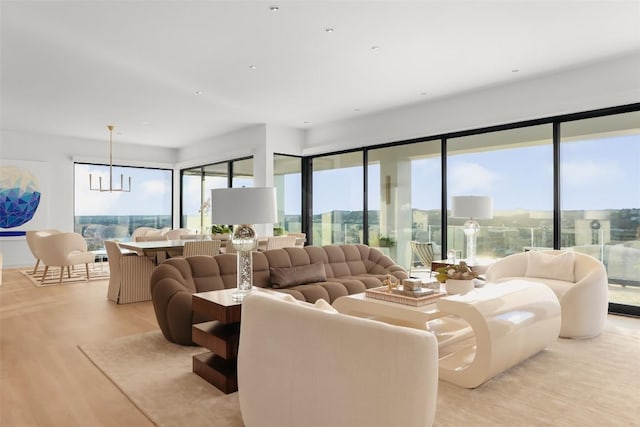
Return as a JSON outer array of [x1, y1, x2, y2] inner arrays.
[[192, 289, 243, 394]]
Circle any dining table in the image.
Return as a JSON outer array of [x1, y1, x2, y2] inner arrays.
[[118, 240, 188, 264], [118, 237, 274, 264]]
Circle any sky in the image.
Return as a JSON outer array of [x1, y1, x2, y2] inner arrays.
[[74, 164, 172, 216], [312, 134, 640, 214], [73, 133, 640, 217]]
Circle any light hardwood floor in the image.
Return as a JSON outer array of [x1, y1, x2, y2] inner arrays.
[[2, 266, 638, 426], [1, 268, 158, 426]]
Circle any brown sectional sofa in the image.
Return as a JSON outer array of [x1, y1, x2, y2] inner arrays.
[[150, 244, 408, 345]]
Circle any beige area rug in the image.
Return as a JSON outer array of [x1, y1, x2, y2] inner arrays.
[[21, 263, 110, 286], [79, 331, 242, 427], [79, 324, 640, 427]]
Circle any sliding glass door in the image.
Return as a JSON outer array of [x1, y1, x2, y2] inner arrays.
[[181, 157, 253, 233], [274, 154, 302, 233], [560, 111, 640, 309], [311, 152, 364, 246], [447, 125, 554, 260], [367, 140, 442, 269]]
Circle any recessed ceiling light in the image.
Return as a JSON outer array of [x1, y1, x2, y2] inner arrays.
[[195, 90, 203, 95], [325, 28, 334, 33], [303, 121, 310, 124], [371, 46, 380, 51], [269, 5, 279, 12], [142, 121, 149, 125], [512, 69, 520, 73], [249, 65, 257, 70], [354, 108, 361, 112]]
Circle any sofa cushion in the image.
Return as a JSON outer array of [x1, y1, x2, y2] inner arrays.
[[312, 298, 337, 313], [281, 281, 349, 303], [270, 262, 327, 288], [279, 293, 337, 313], [525, 250, 575, 283]]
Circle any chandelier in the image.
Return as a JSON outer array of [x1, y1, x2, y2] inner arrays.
[[89, 125, 131, 192]]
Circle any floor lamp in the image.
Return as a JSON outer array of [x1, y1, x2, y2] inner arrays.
[[451, 196, 493, 265], [211, 187, 277, 300]]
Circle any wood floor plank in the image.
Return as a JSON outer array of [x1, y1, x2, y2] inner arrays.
[[1, 268, 158, 427]]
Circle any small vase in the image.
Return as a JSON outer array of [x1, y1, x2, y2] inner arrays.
[[445, 279, 474, 295]]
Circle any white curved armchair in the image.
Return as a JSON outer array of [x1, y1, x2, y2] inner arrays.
[[38, 232, 95, 284], [25, 229, 61, 274], [131, 226, 170, 241], [485, 250, 608, 339], [164, 228, 194, 240]]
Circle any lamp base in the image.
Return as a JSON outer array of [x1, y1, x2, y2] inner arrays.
[[463, 219, 480, 265], [231, 224, 257, 300]]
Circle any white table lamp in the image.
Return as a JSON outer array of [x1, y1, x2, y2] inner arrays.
[[211, 187, 277, 300], [451, 196, 493, 265]]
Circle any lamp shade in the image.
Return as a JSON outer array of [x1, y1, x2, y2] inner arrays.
[[451, 196, 493, 219], [211, 187, 277, 225]]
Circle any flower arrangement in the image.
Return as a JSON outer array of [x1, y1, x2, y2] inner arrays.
[[435, 261, 478, 283]]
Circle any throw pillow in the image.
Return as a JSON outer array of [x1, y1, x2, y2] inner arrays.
[[525, 251, 575, 282], [313, 298, 337, 313], [270, 263, 327, 289]]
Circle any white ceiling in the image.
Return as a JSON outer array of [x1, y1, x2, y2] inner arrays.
[[2, 0, 639, 149]]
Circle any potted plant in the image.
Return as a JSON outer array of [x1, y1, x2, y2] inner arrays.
[[378, 236, 396, 248], [211, 224, 232, 239], [435, 261, 478, 294]]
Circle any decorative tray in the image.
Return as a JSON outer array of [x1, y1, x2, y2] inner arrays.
[[365, 286, 447, 307]]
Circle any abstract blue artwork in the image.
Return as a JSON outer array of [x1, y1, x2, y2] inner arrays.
[[0, 165, 43, 236]]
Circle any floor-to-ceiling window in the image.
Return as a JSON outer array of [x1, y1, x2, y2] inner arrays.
[[181, 169, 202, 230], [274, 154, 302, 233], [311, 152, 363, 246], [180, 156, 252, 233], [74, 163, 172, 250], [367, 140, 442, 269], [182, 163, 229, 234], [560, 110, 640, 308], [446, 125, 554, 260], [176, 105, 639, 315], [232, 158, 254, 188]]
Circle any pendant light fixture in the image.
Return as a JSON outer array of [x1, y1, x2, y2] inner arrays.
[[89, 125, 131, 192]]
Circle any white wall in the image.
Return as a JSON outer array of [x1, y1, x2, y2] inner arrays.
[[304, 51, 640, 154], [0, 130, 176, 268], [176, 124, 267, 169]]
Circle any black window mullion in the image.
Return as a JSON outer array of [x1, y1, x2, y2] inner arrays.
[[363, 150, 369, 245], [302, 157, 313, 246], [441, 137, 448, 257], [553, 122, 561, 250]]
